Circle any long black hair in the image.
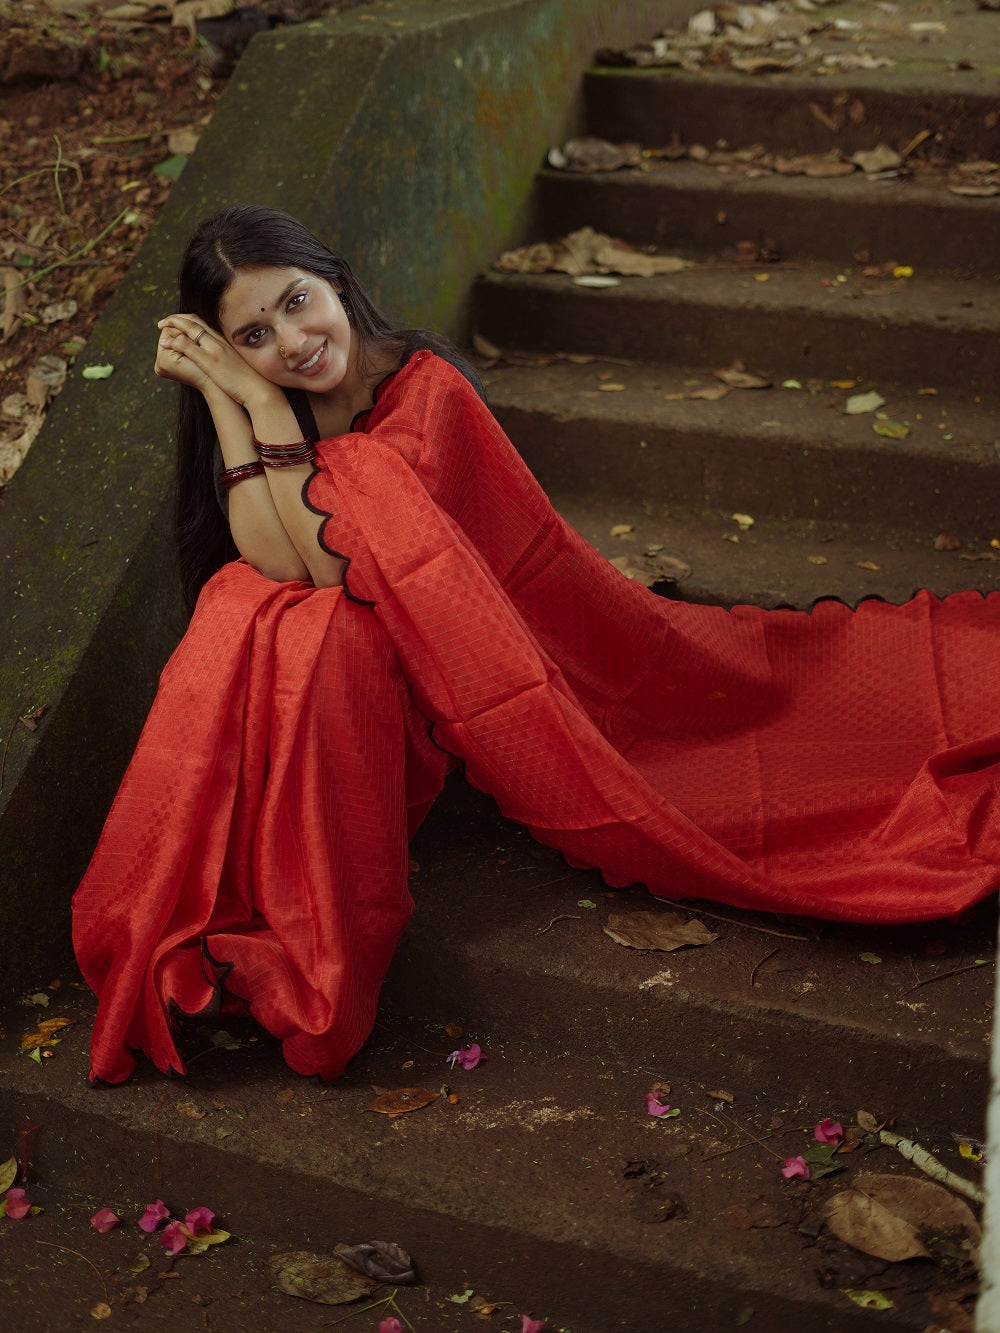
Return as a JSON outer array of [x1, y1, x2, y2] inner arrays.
[[173, 204, 480, 611]]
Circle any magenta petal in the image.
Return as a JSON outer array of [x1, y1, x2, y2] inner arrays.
[[646, 1093, 672, 1117], [520, 1318, 546, 1333], [814, 1118, 844, 1145], [90, 1208, 120, 1234], [184, 1206, 215, 1236], [4, 1188, 31, 1219], [379, 1321, 404, 1333], [781, 1156, 810, 1180], [159, 1220, 189, 1255], [448, 1043, 488, 1070], [137, 1199, 171, 1232]]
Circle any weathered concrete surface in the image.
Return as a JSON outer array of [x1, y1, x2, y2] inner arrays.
[[0, 0, 683, 993]]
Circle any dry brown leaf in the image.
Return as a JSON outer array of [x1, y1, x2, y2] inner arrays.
[[714, 365, 771, 390], [934, 532, 962, 551], [824, 1172, 981, 1264], [366, 1088, 439, 1117], [1, 267, 25, 342], [268, 1251, 375, 1305], [856, 560, 881, 572], [604, 910, 717, 952], [176, 1100, 206, 1120], [852, 145, 903, 174], [494, 227, 689, 278], [548, 137, 640, 172], [688, 384, 730, 401], [706, 1088, 734, 1103], [609, 552, 692, 587]]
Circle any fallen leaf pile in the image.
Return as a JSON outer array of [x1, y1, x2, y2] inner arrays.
[[595, 1, 968, 78], [494, 227, 690, 279]]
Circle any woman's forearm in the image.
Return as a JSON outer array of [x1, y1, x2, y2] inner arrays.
[[241, 393, 346, 588], [206, 389, 312, 583]]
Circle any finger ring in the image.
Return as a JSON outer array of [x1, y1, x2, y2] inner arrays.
[[194, 329, 205, 346]]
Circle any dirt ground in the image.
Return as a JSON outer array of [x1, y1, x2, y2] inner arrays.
[[0, 0, 363, 490]]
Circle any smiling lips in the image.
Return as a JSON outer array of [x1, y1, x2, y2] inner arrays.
[[294, 340, 327, 375]]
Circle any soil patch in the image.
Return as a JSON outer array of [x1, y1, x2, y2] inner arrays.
[[0, 0, 361, 490]]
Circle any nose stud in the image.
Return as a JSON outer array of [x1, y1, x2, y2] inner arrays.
[[279, 344, 288, 359]]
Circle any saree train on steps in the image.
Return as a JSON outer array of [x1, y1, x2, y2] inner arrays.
[[72, 352, 1000, 1084]]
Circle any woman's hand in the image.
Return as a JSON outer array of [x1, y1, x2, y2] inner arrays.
[[155, 314, 281, 412]]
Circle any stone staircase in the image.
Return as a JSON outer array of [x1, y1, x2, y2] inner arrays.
[[1, 41, 995, 1333], [474, 64, 1000, 613]]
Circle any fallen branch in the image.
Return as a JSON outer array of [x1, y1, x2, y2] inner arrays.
[[878, 1128, 984, 1205]]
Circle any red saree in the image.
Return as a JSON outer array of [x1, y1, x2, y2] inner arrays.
[[72, 351, 1000, 1084]]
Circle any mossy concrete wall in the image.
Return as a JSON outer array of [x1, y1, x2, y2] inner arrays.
[[0, 0, 684, 992]]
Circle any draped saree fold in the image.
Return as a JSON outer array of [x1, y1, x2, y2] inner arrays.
[[72, 351, 1000, 1085]]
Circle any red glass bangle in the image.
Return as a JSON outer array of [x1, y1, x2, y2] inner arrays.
[[251, 435, 315, 464], [219, 462, 266, 489]]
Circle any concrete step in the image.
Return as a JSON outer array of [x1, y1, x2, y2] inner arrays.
[[483, 358, 1000, 538], [473, 265, 999, 394], [533, 163, 1000, 278], [584, 66, 1000, 162], [0, 777, 991, 1330]]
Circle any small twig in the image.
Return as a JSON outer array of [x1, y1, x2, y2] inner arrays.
[[749, 946, 778, 987], [526, 873, 577, 891], [52, 135, 67, 217], [701, 1105, 785, 1161], [151, 1091, 166, 1187], [878, 1128, 984, 1205], [701, 1128, 779, 1162], [0, 714, 18, 793], [688, 905, 815, 941], [91, 132, 157, 145], [327, 1290, 416, 1330], [35, 1241, 109, 1304], [2, 207, 130, 299], [902, 958, 994, 996], [537, 913, 582, 936]]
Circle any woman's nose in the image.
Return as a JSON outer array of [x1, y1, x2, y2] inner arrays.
[[276, 324, 306, 356]]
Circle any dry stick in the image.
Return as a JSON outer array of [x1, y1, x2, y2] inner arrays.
[[701, 1129, 780, 1163], [537, 913, 582, 936], [689, 905, 815, 942], [750, 947, 778, 987], [526, 873, 577, 891], [3, 207, 130, 299], [328, 1290, 416, 1330], [35, 1241, 109, 1304], [878, 1128, 984, 1205], [0, 714, 18, 793], [152, 1091, 166, 1188], [700, 1105, 785, 1162], [902, 958, 994, 996]]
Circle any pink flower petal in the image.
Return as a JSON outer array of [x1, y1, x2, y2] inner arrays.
[[379, 1321, 404, 1333], [814, 1118, 844, 1145], [646, 1093, 672, 1117], [447, 1043, 488, 1070], [90, 1208, 120, 1234], [159, 1220, 189, 1255], [781, 1155, 810, 1180], [520, 1318, 546, 1333], [137, 1199, 171, 1232], [4, 1188, 31, 1219], [184, 1206, 215, 1236]]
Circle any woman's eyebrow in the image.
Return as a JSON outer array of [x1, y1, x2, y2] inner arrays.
[[229, 278, 304, 339]]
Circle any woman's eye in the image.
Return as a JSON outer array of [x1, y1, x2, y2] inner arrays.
[[287, 291, 306, 311], [246, 328, 266, 347]]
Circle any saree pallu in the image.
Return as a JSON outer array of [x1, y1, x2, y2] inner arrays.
[[73, 352, 1000, 1084]]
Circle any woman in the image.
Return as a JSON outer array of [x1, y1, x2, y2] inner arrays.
[[73, 205, 1000, 1086]]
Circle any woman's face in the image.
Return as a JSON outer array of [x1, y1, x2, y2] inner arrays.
[[217, 265, 353, 393]]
